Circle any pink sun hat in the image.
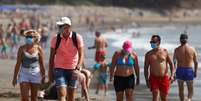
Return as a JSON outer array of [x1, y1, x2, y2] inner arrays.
[[122, 40, 132, 53]]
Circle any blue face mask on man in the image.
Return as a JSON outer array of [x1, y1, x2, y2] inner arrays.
[[26, 37, 34, 45], [151, 43, 158, 49]]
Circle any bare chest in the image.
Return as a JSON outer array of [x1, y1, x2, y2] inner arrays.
[[149, 52, 167, 63]]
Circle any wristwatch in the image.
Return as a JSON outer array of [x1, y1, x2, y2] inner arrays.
[[76, 65, 82, 70]]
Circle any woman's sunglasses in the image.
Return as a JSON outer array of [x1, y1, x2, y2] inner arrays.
[[25, 36, 34, 38]]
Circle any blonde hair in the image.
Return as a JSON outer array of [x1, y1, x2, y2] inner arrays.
[[24, 29, 41, 43]]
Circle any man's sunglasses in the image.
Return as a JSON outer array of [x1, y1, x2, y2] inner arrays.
[[150, 41, 158, 43], [58, 24, 70, 28]]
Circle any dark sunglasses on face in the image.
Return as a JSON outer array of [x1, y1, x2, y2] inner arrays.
[[58, 25, 63, 29], [150, 41, 157, 43], [26, 36, 33, 38], [58, 24, 70, 29]]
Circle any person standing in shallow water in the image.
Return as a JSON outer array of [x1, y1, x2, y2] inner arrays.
[[144, 35, 174, 101], [12, 30, 45, 101], [88, 31, 108, 63], [173, 34, 198, 101], [91, 59, 110, 95], [110, 40, 140, 101]]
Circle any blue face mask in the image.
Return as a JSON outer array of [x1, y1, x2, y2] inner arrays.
[[151, 43, 158, 49], [26, 37, 33, 45]]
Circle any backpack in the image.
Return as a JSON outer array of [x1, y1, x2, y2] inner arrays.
[[55, 31, 78, 51]]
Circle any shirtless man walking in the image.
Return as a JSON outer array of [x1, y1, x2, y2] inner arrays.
[[173, 34, 198, 101], [88, 31, 108, 63], [144, 35, 174, 101]]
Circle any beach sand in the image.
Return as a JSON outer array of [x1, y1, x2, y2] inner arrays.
[[0, 59, 201, 101]]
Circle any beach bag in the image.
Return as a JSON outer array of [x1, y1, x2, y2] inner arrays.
[[43, 83, 58, 100]]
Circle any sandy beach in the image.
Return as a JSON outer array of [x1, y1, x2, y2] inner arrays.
[[0, 59, 201, 101]]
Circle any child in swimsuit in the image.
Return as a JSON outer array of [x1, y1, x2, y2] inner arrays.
[[92, 61, 109, 95]]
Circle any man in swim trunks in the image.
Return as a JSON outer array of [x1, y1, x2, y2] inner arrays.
[[88, 31, 108, 63], [173, 33, 198, 101], [144, 35, 174, 101]]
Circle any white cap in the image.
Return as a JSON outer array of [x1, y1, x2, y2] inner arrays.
[[56, 17, 71, 26]]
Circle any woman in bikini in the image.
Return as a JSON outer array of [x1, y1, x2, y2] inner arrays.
[[12, 30, 45, 101], [110, 40, 140, 101]]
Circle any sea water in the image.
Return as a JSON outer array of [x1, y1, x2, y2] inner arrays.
[[85, 25, 201, 68]]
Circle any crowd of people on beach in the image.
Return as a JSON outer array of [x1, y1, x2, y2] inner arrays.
[[0, 15, 50, 59], [8, 15, 198, 101], [0, 6, 120, 61], [0, 4, 200, 101]]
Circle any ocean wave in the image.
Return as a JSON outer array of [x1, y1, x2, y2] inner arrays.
[[103, 31, 177, 51]]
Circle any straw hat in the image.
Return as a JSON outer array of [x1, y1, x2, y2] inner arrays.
[[24, 29, 41, 43]]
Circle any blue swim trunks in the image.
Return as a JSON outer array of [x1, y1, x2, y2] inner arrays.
[[176, 67, 194, 81]]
